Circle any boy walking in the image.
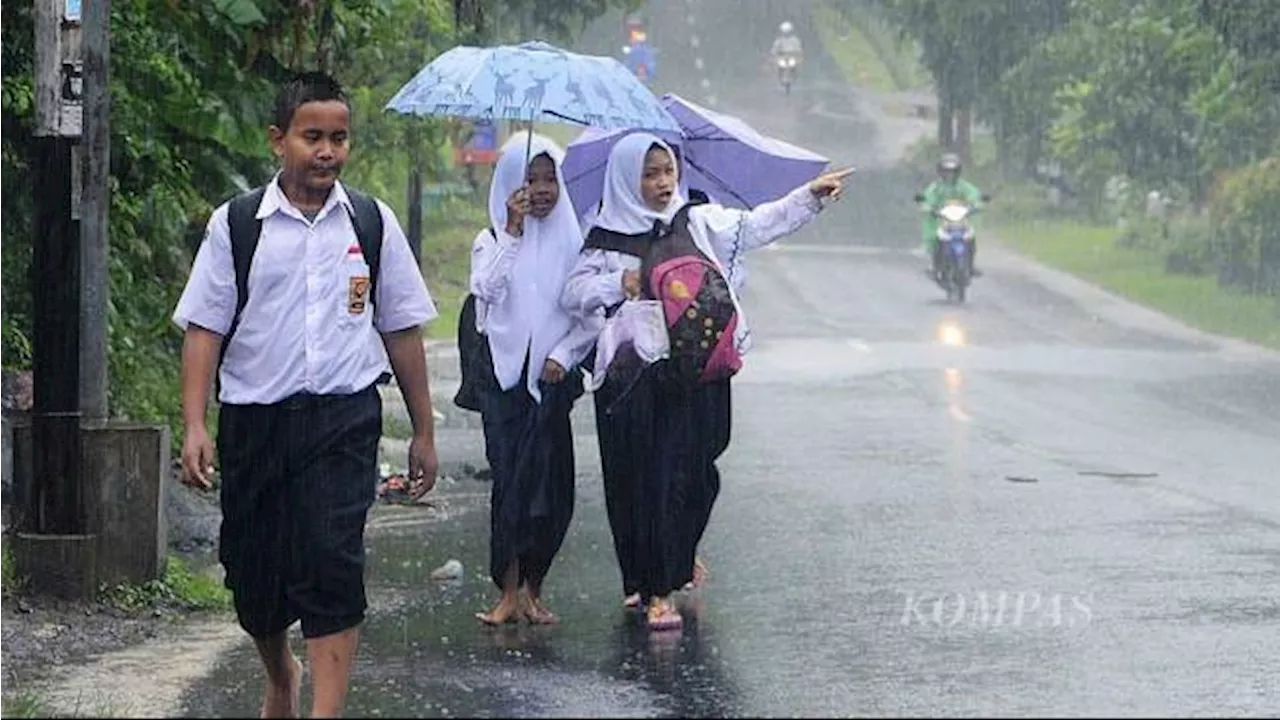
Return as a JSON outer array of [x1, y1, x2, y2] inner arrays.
[[173, 72, 439, 718]]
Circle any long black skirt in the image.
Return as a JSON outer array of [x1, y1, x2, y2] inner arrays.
[[594, 359, 731, 600], [480, 370, 582, 590]]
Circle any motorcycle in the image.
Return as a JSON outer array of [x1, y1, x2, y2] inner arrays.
[[776, 54, 799, 94], [915, 193, 991, 304], [622, 43, 656, 85]]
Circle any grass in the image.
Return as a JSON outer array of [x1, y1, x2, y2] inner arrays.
[[991, 217, 1280, 349], [97, 555, 231, 613], [1, 689, 128, 719], [814, 0, 931, 94], [382, 414, 415, 440], [420, 196, 489, 341], [2, 540, 23, 597], [2, 691, 52, 719], [814, 3, 904, 94]]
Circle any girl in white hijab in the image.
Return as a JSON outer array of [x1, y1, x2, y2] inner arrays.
[[470, 131, 603, 626], [561, 132, 851, 631]]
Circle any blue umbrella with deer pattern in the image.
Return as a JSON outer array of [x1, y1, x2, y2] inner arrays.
[[385, 40, 681, 141]]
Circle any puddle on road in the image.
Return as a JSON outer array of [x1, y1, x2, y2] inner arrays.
[[166, 478, 743, 718]]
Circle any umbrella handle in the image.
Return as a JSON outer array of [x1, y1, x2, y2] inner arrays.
[[523, 106, 537, 169]]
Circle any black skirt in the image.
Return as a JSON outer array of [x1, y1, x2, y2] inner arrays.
[[480, 367, 583, 590], [594, 357, 731, 599]]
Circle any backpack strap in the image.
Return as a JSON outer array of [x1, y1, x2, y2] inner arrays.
[[220, 186, 268, 373], [343, 187, 388, 385], [583, 226, 652, 257], [344, 188, 385, 307], [660, 201, 701, 237]]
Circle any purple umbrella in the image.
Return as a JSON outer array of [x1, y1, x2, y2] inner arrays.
[[562, 93, 830, 219]]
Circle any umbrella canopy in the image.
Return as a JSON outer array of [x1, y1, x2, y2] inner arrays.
[[562, 93, 830, 217], [385, 40, 680, 134]]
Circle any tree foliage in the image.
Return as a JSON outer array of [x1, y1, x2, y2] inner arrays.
[[0, 0, 630, 438], [876, 0, 1280, 293]]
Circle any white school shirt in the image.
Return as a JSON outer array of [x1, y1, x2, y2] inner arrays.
[[470, 227, 605, 387], [561, 185, 823, 363], [172, 178, 438, 405]]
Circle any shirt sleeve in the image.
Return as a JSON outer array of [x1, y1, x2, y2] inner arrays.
[[922, 181, 943, 208], [548, 310, 606, 371], [963, 180, 985, 206], [172, 204, 236, 335], [695, 185, 824, 277], [373, 200, 439, 333], [469, 228, 522, 304], [561, 249, 627, 317]]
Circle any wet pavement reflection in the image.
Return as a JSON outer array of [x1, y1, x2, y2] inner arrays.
[[182, 477, 746, 718]]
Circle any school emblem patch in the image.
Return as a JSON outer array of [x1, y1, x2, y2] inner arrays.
[[348, 275, 370, 314]]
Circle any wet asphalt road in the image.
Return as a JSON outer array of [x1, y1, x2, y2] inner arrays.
[[180, 1, 1280, 716]]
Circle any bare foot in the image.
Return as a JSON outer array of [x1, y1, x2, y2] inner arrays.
[[646, 596, 683, 631], [623, 593, 642, 609], [476, 598, 521, 626], [260, 655, 302, 718], [522, 597, 559, 625]]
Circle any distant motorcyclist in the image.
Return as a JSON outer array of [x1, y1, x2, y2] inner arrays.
[[919, 153, 984, 277], [771, 21, 803, 76], [622, 13, 657, 83]]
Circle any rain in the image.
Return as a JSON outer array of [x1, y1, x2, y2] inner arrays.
[[2, 0, 1278, 717]]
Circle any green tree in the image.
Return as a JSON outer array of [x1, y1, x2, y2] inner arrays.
[[0, 0, 631, 445]]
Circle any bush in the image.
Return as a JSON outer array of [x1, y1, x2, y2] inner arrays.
[[1210, 157, 1280, 295]]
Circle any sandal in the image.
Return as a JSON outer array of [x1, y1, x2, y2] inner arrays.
[[683, 557, 711, 591], [646, 598, 683, 631]]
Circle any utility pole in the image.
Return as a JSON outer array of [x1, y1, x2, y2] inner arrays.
[[406, 123, 423, 265], [80, 0, 110, 421], [28, 0, 85, 535]]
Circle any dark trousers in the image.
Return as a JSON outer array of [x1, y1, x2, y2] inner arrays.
[[596, 364, 731, 600], [480, 372, 579, 591], [217, 385, 381, 639]]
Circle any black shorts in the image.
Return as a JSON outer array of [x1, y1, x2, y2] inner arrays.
[[217, 385, 381, 639]]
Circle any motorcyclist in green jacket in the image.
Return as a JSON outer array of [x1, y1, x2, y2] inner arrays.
[[919, 153, 984, 278]]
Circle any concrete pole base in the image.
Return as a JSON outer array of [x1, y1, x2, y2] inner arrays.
[[12, 532, 99, 599]]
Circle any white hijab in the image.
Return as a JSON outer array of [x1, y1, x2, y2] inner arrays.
[[485, 131, 583, 402], [593, 132, 686, 235]]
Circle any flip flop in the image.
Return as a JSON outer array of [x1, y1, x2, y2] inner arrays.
[[683, 557, 711, 591], [646, 601, 683, 631]]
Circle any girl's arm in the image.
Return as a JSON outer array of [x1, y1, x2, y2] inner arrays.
[[469, 228, 521, 304], [548, 310, 606, 371], [560, 249, 628, 317], [696, 184, 825, 268]]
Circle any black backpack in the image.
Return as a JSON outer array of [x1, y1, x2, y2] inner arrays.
[[453, 231, 499, 412], [219, 185, 386, 379]]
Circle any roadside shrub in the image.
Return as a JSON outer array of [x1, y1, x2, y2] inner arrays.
[[1210, 157, 1280, 295]]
